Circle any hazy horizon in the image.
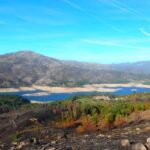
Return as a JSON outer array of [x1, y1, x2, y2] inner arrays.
[[0, 0, 150, 63]]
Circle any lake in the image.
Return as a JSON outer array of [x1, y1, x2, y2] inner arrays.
[[1, 86, 150, 102]]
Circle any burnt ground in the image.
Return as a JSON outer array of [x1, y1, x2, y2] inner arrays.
[[0, 108, 150, 150]]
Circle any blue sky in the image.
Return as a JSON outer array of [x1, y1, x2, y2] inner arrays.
[[0, 0, 150, 63]]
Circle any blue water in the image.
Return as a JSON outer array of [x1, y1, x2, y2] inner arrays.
[[112, 86, 150, 95], [1, 87, 150, 102]]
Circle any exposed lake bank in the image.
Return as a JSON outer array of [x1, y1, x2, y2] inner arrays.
[[0, 83, 150, 93], [1, 83, 150, 102]]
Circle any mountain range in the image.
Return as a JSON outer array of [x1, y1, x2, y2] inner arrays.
[[0, 51, 150, 87]]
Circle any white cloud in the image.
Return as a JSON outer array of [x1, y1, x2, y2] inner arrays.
[[82, 38, 150, 50], [140, 28, 150, 37], [98, 0, 137, 15], [62, 0, 124, 33], [62, 0, 83, 11], [83, 39, 121, 47], [98, 0, 150, 23]]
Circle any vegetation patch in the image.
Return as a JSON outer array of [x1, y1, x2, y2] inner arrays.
[[0, 95, 30, 114], [51, 93, 150, 133]]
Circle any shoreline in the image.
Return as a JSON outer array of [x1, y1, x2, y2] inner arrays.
[[0, 83, 150, 94], [31, 100, 51, 104]]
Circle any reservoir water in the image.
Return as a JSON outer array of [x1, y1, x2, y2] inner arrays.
[[1, 86, 150, 102]]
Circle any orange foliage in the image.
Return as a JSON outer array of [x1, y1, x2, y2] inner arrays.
[[76, 117, 97, 134], [63, 120, 75, 128], [76, 125, 85, 134], [114, 115, 126, 127], [100, 118, 111, 131], [54, 119, 75, 128], [54, 101, 150, 134]]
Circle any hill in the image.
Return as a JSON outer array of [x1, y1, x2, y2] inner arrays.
[[112, 61, 150, 74], [0, 93, 150, 150], [0, 51, 150, 87]]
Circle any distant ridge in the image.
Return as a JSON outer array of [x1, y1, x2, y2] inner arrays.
[[0, 51, 150, 87]]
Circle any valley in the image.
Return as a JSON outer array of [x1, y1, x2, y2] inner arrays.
[[1, 0, 150, 149], [0, 51, 150, 150]]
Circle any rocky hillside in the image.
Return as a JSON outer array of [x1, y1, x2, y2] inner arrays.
[[0, 93, 150, 150], [112, 61, 150, 75], [0, 51, 150, 87]]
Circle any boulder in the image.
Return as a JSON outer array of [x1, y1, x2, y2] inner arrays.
[[47, 148, 55, 150], [98, 134, 105, 137], [51, 141, 56, 145], [145, 142, 150, 150], [131, 143, 147, 150], [29, 117, 38, 124], [147, 138, 150, 143], [121, 139, 130, 147], [136, 128, 141, 132]]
